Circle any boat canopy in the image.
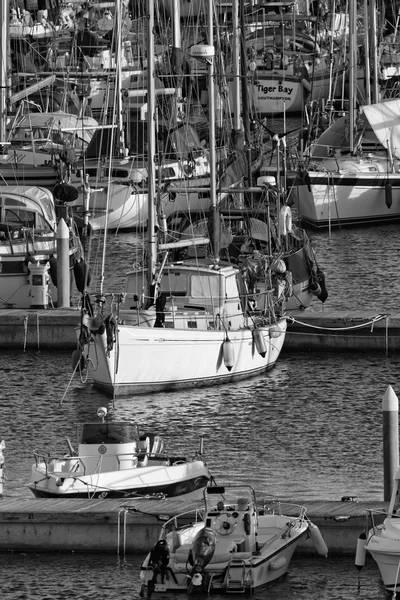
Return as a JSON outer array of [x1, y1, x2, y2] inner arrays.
[[78, 423, 140, 444], [361, 100, 400, 159]]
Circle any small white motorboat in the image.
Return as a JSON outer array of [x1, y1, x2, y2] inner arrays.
[[362, 466, 400, 594], [139, 484, 328, 595], [27, 407, 211, 500]]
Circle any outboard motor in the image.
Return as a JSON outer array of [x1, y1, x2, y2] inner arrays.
[[143, 539, 170, 598], [187, 527, 216, 592]]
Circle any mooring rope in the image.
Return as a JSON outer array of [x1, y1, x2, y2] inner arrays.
[[287, 313, 389, 332]]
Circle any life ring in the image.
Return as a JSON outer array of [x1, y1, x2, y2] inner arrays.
[[214, 513, 237, 536], [279, 205, 293, 236]]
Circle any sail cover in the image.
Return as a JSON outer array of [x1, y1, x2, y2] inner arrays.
[[361, 100, 400, 159]]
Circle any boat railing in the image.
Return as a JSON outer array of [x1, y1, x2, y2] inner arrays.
[[261, 500, 308, 519], [33, 451, 86, 476], [159, 508, 206, 540], [366, 508, 389, 532], [33, 450, 187, 474]]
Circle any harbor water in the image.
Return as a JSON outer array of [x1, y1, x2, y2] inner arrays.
[[1, 218, 400, 596]]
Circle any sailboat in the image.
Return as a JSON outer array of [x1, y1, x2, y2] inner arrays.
[[73, 0, 287, 398], [232, 1, 345, 116], [287, 0, 400, 229]]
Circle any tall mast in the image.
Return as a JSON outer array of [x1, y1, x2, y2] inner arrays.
[[0, 0, 9, 154], [147, 0, 158, 295], [207, 0, 219, 261]]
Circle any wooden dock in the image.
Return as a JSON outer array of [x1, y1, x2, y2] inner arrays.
[[0, 496, 387, 555], [0, 308, 398, 352]]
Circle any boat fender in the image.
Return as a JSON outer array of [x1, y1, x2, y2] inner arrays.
[[308, 522, 328, 557], [48, 255, 58, 287], [74, 259, 92, 294], [309, 279, 322, 296], [269, 556, 287, 571], [222, 338, 235, 371], [279, 205, 293, 236], [71, 348, 85, 371], [385, 182, 393, 209], [252, 329, 267, 358], [355, 532, 367, 570], [316, 268, 328, 303], [104, 315, 117, 352]]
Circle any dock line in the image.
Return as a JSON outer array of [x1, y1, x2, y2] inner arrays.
[[287, 313, 389, 332], [287, 313, 391, 355], [23, 312, 41, 351]]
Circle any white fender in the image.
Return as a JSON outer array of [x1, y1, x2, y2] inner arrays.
[[222, 339, 235, 371], [252, 329, 267, 358], [279, 205, 293, 236], [308, 522, 328, 557], [355, 532, 366, 570], [269, 556, 287, 571]]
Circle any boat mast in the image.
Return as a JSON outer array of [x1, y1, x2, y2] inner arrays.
[[147, 0, 158, 295], [368, 0, 379, 103], [207, 0, 219, 261], [0, 0, 9, 155]]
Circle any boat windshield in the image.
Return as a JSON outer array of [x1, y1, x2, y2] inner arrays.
[[78, 423, 140, 444], [204, 485, 256, 512]]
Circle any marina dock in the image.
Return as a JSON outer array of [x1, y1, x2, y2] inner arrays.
[[0, 496, 385, 555], [0, 308, 397, 352]]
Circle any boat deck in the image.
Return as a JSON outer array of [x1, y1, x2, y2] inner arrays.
[[0, 496, 388, 554]]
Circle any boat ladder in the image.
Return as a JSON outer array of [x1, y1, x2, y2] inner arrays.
[[221, 559, 253, 593]]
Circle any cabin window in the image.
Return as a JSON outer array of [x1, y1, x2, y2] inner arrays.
[[162, 272, 188, 295], [5, 208, 36, 228], [191, 275, 218, 299], [158, 167, 176, 179], [111, 169, 129, 178]]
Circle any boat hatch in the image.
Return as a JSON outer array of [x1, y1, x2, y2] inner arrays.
[[78, 423, 140, 444]]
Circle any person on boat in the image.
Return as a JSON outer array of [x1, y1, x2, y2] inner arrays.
[[75, 18, 99, 64]]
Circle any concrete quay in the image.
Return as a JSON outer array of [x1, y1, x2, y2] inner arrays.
[[0, 496, 385, 555], [0, 308, 397, 352]]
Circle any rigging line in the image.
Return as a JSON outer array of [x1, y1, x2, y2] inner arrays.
[[59, 357, 82, 405]]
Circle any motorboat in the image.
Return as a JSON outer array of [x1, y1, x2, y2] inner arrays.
[[362, 466, 400, 594], [0, 185, 85, 309], [139, 484, 328, 595], [27, 407, 212, 500]]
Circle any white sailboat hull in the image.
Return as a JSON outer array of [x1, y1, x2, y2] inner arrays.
[[70, 176, 216, 231], [289, 169, 400, 229], [85, 319, 286, 396]]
